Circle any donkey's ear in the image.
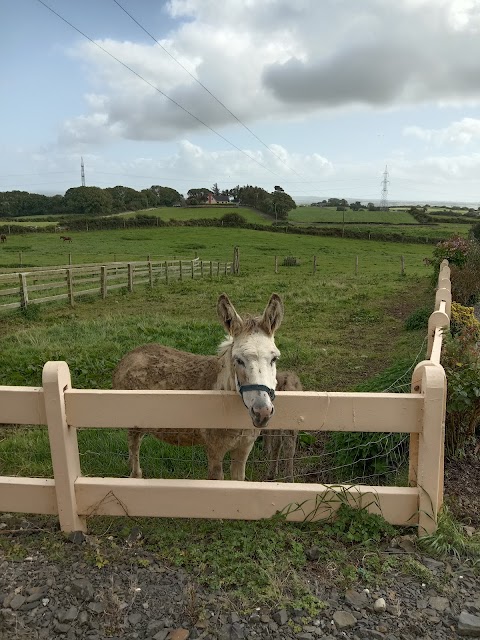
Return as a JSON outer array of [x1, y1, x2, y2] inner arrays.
[[260, 293, 284, 336], [217, 293, 244, 336]]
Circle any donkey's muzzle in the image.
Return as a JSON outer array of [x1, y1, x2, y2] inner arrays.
[[251, 403, 275, 428]]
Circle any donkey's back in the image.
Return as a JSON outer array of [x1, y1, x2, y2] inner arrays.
[[112, 343, 221, 391]]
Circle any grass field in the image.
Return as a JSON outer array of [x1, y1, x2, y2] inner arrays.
[[292, 222, 470, 240], [290, 206, 417, 224], [0, 224, 460, 609], [109, 205, 268, 224], [0, 225, 433, 481]]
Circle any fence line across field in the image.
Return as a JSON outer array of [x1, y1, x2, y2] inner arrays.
[[0, 261, 451, 535], [275, 254, 410, 275], [0, 249, 239, 311]]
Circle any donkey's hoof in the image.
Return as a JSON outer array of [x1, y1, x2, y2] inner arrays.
[[130, 471, 143, 479]]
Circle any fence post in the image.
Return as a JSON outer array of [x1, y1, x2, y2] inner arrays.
[[210, 261, 213, 278], [165, 260, 169, 284], [233, 246, 240, 275], [416, 364, 447, 535], [200, 260, 204, 277], [128, 263, 134, 292], [427, 309, 450, 358], [191, 260, 195, 279], [435, 287, 452, 318], [67, 268, 74, 307], [19, 251, 23, 268], [409, 359, 435, 488], [401, 255, 405, 276], [217, 261, 220, 276], [355, 256, 359, 276], [148, 261, 153, 288], [275, 256, 278, 274], [19, 273, 28, 308], [179, 261, 183, 281], [42, 361, 86, 533], [101, 266, 107, 299], [69, 253, 72, 266], [313, 255, 317, 274], [224, 262, 228, 275]]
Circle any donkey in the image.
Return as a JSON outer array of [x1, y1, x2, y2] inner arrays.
[[112, 293, 283, 481], [263, 370, 302, 482], [0, 235, 6, 243], [60, 236, 72, 242]]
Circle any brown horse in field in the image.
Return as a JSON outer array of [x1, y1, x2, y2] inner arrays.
[[113, 293, 284, 481], [0, 235, 6, 243], [60, 236, 72, 242]]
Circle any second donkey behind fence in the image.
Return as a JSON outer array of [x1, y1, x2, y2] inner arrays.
[[263, 370, 302, 482]]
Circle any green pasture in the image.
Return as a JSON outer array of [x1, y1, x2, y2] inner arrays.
[[293, 222, 470, 240], [109, 205, 267, 224], [290, 206, 417, 224], [5, 220, 56, 227], [0, 225, 435, 270], [0, 225, 433, 483]]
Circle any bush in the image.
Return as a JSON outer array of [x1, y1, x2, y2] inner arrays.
[[450, 302, 480, 338], [220, 212, 247, 227], [442, 327, 480, 458], [450, 242, 480, 305], [281, 256, 300, 267], [404, 307, 431, 331], [433, 236, 472, 269]]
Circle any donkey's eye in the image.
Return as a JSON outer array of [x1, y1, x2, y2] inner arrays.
[[236, 358, 245, 367], [271, 356, 278, 365]]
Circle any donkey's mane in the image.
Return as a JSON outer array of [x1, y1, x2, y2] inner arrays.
[[217, 315, 266, 356]]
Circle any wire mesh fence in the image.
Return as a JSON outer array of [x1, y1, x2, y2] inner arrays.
[[0, 337, 426, 485]]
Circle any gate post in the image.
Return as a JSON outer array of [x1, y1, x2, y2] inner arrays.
[[43, 362, 86, 533], [416, 364, 447, 535]]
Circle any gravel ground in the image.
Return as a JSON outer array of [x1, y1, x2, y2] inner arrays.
[[0, 512, 479, 640]]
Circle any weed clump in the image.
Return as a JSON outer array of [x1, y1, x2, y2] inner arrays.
[[405, 306, 430, 331]]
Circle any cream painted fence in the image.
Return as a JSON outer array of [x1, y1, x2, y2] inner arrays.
[[0, 261, 451, 535]]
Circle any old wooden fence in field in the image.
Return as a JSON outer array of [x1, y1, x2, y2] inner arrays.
[[0, 252, 238, 311], [0, 261, 451, 535]]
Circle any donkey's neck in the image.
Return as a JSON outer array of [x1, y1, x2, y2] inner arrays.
[[215, 341, 236, 392]]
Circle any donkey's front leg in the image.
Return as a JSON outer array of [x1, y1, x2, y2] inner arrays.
[[205, 437, 229, 480], [128, 429, 144, 478], [230, 431, 258, 481]]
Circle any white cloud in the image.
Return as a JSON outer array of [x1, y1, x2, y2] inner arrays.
[[403, 118, 480, 145], [57, 0, 480, 147]]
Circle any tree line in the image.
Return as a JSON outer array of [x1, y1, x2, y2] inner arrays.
[[0, 183, 296, 220], [0, 185, 182, 218]]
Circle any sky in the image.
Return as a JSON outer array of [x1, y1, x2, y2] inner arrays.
[[2, 0, 480, 205]]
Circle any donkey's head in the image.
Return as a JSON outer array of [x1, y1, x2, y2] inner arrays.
[[217, 293, 283, 428]]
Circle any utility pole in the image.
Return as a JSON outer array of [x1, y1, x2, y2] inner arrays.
[[81, 157, 86, 187], [380, 165, 389, 211]]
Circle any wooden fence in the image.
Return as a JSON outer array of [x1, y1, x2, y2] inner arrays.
[[0, 256, 236, 311], [0, 261, 451, 535]]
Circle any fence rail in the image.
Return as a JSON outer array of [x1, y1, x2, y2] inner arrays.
[[0, 255, 237, 311], [0, 261, 451, 535]]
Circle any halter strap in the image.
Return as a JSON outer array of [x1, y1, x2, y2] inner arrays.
[[238, 384, 276, 401]]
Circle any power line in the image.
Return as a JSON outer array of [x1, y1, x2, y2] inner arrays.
[[111, 0, 307, 180], [34, 0, 289, 182]]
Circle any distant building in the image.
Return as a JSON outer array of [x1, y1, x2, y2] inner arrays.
[[207, 193, 230, 205]]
